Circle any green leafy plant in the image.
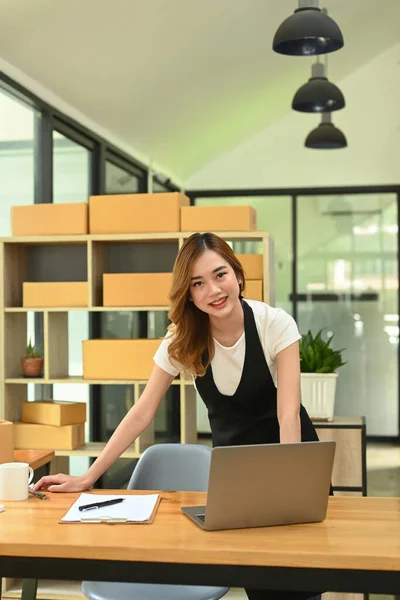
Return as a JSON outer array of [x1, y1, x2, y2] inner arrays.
[[299, 329, 346, 374], [24, 338, 43, 359]]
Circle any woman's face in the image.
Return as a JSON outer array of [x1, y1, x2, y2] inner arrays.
[[189, 250, 241, 317]]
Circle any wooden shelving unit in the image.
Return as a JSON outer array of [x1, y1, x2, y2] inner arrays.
[[0, 229, 274, 443]]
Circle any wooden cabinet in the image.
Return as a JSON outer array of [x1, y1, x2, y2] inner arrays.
[[314, 417, 367, 496]]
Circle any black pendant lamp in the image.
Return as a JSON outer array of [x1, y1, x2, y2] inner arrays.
[[305, 112, 347, 149], [292, 61, 345, 112], [273, 0, 344, 57]]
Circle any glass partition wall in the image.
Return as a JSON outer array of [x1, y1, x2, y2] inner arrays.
[[191, 190, 399, 440], [297, 193, 398, 436], [0, 86, 36, 401]]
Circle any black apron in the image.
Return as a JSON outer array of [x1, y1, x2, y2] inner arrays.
[[196, 299, 325, 600]]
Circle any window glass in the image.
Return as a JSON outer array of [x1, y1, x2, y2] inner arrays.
[[106, 161, 140, 194]]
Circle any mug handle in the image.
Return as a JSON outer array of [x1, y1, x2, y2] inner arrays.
[[28, 467, 34, 485]]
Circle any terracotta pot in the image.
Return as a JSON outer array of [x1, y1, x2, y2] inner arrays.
[[21, 357, 44, 378]]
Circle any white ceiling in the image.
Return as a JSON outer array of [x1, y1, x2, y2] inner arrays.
[[0, 0, 399, 184]]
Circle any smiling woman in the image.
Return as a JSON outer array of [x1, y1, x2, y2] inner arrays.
[[155, 232, 319, 447], [34, 231, 327, 600]]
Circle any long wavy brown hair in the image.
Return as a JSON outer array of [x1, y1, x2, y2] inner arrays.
[[168, 232, 245, 377]]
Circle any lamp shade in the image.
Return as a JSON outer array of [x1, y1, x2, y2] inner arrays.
[[273, 4, 344, 56], [292, 63, 345, 112], [305, 117, 347, 149]]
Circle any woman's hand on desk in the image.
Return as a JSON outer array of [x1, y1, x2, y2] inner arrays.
[[33, 473, 92, 493]]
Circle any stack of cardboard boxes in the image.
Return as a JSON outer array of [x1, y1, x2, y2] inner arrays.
[[12, 202, 89, 309], [13, 401, 86, 450]]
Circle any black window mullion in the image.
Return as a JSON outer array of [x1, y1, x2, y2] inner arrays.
[[34, 108, 53, 401], [91, 143, 106, 195], [106, 151, 146, 178], [34, 109, 53, 205], [53, 118, 96, 152], [89, 142, 106, 445], [153, 174, 180, 193]]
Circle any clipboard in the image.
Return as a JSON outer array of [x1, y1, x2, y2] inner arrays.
[[58, 493, 162, 525]]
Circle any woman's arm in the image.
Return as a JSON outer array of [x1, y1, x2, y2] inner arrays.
[[276, 341, 301, 444], [33, 364, 175, 492]]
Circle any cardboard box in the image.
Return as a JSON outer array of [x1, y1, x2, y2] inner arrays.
[[103, 273, 173, 307], [0, 421, 14, 464], [11, 203, 88, 236], [236, 254, 263, 279], [243, 280, 263, 301], [13, 422, 85, 450], [89, 193, 190, 233], [83, 339, 161, 380], [23, 282, 88, 308], [180, 206, 256, 232], [22, 401, 87, 427]]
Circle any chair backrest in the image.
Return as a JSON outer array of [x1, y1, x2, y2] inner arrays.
[[127, 443, 212, 492]]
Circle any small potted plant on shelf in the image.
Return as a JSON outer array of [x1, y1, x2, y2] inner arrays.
[[21, 338, 44, 378], [299, 329, 346, 421]]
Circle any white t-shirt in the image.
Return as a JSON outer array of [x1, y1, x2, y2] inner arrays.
[[153, 299, 301, 396]]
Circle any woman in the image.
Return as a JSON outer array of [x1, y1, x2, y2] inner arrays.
[[34, 232, 323, 600]]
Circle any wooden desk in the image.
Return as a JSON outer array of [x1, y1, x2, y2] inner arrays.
[[0, 491, 399, 600], [13, 449, 54, 472]]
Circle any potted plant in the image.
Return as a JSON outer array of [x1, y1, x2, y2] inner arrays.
[[299, 329, 346, 421], [21, 338, 44, 378]]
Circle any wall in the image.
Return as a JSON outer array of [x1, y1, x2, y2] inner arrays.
[[185, 44, 400, 190]]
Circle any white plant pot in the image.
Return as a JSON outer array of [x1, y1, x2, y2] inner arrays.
[[300, 372, 338, 421]]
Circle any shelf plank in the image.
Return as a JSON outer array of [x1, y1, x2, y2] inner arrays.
[[54, 442, 139, 458], [0, 231, 270, 244], [2, 236, 89, 245], [5, 306, 170, 312], [5, 377, 185, 385]]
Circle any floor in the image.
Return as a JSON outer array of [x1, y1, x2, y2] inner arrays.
[[365, 443, 400, 497]]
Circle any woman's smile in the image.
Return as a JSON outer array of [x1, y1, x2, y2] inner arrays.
[[209, 296, 228, 308]]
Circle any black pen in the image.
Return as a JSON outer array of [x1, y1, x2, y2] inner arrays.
[[29, 488, 47, 499], [79, 498, 125, 512]]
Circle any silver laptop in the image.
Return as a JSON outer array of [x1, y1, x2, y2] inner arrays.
[[181, 440, 335, 531]]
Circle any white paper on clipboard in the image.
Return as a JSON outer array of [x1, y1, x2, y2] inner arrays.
[[60, 493, 159, 523]]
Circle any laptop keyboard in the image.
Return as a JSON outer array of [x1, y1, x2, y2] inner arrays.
[[196, 513, 206, 522]]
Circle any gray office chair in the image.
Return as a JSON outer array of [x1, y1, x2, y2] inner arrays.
[[82, 443, 229, 600]]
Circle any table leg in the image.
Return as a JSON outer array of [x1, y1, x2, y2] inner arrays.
[[21, 578, 38, 600]]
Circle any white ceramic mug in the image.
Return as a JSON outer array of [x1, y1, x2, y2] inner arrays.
[[0, 462, 34, 501]]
